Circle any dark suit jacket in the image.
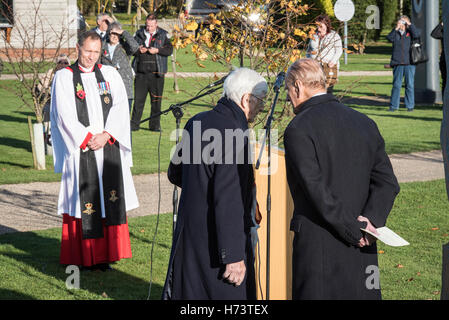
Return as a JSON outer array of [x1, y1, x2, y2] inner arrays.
[[162, 97, 256, 300], [284, 94, 400, 300]]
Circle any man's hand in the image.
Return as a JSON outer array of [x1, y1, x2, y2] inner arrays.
[[139, 46, 148, 54], [328, 62, 335, 68], [148, 47, 159, 55], [357, 216, 378, 248], [88, 132, 110, 151], [111, 27, 124, 36], [104, 15, 114, 25], [223, 260, 246, 286]]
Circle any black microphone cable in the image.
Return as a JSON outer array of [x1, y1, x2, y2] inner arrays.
[[146, 128, 163, 300]]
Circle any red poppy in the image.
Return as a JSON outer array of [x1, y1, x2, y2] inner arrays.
[[76, 90, 86, 100]]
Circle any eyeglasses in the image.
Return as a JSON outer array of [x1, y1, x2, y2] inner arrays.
[[251, 94, 265, 105]]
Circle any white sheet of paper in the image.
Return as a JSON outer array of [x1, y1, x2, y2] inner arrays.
[[360, 226, 409, 247]]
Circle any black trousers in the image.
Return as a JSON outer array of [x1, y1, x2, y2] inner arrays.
[[131, 72, 165, 130]]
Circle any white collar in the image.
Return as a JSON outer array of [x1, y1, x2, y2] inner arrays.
[[144, 29, 156, 36], [311, 92, 327, 98], [79, 65, 94, 73]]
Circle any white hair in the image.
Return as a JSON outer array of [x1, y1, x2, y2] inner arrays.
[[97, 13, 109, 22], [223, 68, 268, 106]]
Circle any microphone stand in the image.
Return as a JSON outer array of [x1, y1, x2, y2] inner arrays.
[[139, 85, 223, 240], [255, 81, 283, 301]]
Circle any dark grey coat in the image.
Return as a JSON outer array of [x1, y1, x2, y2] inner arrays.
[[386, 24, 420, 66], [162, 97, 256, 300], [101, 31, 139, 98], [132, 27, 173, 75], [284, 94, 400, 300]]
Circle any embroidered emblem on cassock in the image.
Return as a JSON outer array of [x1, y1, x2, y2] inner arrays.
[[83, 203, 96, 215], [104, 96, 110, 104], [109, 190, 119, 202]]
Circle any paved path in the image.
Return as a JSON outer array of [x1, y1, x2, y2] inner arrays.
[[0, 149, 445, 235]]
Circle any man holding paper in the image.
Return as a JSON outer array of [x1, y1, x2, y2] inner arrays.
[[283, 59, 400, 299]]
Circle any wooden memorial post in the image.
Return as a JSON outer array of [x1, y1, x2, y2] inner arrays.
[[253, 143, 294, 300]]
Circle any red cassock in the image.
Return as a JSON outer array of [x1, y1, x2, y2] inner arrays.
[[60, 214, 132, 266]]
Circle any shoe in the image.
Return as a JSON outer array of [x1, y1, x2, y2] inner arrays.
[[131, 127, 140, 131], [98, 263, 113, 272], [149, 127, 161, 132], [407, 108, 414, 112], [388, 108, 397, 112]]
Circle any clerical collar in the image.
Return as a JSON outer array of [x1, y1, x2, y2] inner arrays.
[[79, 65, 95, 73]]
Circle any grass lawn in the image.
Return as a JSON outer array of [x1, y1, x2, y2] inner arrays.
[[0, 77, 222, 184], [0, 179, 448, 300], [0, 213, 172, 300], [0, 75, 444, 184], [378, 179, 449, 300]]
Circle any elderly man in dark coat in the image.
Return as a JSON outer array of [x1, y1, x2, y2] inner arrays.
[[283, 59, 400, 300], [162, 68, 268, 300]]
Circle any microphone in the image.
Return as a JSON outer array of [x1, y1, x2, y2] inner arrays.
[[273, 72, 285, 91], [206, 74, 229, 88]]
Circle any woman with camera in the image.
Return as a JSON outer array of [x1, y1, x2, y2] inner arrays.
[[386, 15, 421, 112]]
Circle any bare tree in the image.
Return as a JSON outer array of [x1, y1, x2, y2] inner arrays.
[[0, 0, 75, 122], [0, 0, 77, 169]]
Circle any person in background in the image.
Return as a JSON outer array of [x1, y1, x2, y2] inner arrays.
[[92, 13, 113, 44], [130, 14, 173, 132], [102, 22, 140, 111], [306, 14, 343, 95], [386, 15, 421, 112], [284, 58, 400, 300], [431, 22, 446, 93], [40, 54, 71, 151]]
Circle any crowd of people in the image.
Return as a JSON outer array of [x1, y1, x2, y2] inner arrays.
[[48, 11, 446, 299]]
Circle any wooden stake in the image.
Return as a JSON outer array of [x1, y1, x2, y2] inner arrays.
[[28, 116, 37, 169]]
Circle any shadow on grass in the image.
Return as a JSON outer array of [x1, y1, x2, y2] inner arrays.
[[341, 96, 389, 107], [0, 289, 35, 300], [364, 44, 392, 55], [0, 137, 31, 152], [0, 231, 163, 300], [129, 230, 171, 250], [364, 112, 443, 123], [385, 141, 442, 155], [0, 161, 32, 169], [0, 114, 29, 124]]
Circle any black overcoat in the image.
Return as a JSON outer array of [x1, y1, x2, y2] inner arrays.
[[162, 97, 256, 300], [284, 94, 400, 300]]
